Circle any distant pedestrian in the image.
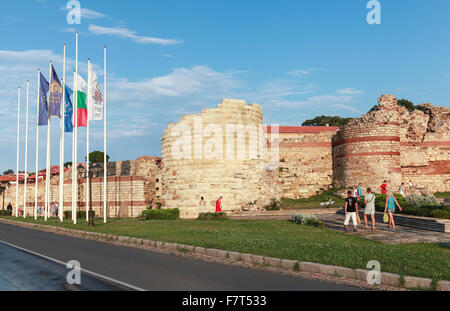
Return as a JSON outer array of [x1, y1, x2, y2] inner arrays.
[[352, 186, 359, 199], [384, 191, 403, 230], [199, 196, 206, 207], [380, 180, 388, 194], [51, 202, 56, 216], [408, 180, 413, 189], [7, 203, 13, 213], [364, 188, 376, 230], [398, 183, 406, 197], [344, 190, 358, 232], [37, 205, 42, 216], [216, 196, 223, 213], [358, 183, 363, 198]]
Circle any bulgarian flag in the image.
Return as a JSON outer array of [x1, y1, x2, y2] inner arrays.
[[73, 72, 88, 127]]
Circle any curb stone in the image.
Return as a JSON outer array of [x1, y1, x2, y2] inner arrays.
[[403, 276, 433, 289], [299, 262, 319, 273], [252, 255, 264, 265], [241, 253, 252, 263], [228, 252, 241, 261], [381, 272, 401, 287], [281, 259, 298, 270], [264, 257, 281, 267], [437, 280, 450, 291], [335, 266, 355, 279], [194, 247, 206, 255], [0, 218, 447, 291]]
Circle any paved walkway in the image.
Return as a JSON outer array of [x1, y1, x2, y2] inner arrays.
[[317, 213, 450, 245]]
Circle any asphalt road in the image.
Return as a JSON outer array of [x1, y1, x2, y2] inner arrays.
[[0, 222, 359, 291]]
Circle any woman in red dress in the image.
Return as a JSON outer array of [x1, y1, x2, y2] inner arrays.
[[216, 196, 223, 213], [380, 180, 388, 194]]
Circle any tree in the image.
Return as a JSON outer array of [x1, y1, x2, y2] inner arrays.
[[302, 115, 354, 127], [64, 162, 72, 168], [398, 99, 416, 112], [85, 151, 110, 164], [2, 169, 14, 176]]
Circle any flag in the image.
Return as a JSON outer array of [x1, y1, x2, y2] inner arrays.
[[64, 86, 73, 133], [38, 73, 49, 126], [88, 63, 103, 121], [73, 72, 88, 127], [48, 65, 63, 118]]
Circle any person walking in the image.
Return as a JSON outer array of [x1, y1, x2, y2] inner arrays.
[[380, 180, 388, 194], [408, 180, 413, 189], [364, 188, 376, 230], [199, 196, 207, 213], [358, 183, 363, 198], [398, 182, 406, 197], [215, 196, 223, 213], [344, 190, 358, 232], [384, 191, 403, 230], [352, 185, 359, 199], [7, 203, 13, 213]]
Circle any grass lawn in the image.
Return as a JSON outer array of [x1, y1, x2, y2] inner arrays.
[[435, 192, 450, 199], [281, 189, 345, 209], [1, 216, 449, 281]]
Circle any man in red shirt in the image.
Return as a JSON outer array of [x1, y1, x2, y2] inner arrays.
[[216, 196, 223, 213]]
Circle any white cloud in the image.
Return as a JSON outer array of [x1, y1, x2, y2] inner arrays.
[[337, 88, 363, 95], [89, 24, 182, 45], [286, 67, 324, 76]]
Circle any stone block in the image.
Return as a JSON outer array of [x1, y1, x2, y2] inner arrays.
[[335, 266, 355, 279], [299, 262, 319, 273], [264, 257, 281, 267], [437, 280, 450, 291], [164, 243, 178, 251], [156, 241, 164, 248], [252, 255, 265, 265], [355, 269, 369, 281], [241, 253, 252, 263], [281, 259, 298, 270], [317, 264, 336, 276], [118, 236, 129, 243], [380, 272, 401, 287], [194, 247, 206, 255], [228, 252, 241, 260], [403, 276, 433, 289]]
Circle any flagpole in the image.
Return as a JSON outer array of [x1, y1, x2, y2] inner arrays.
[[35, 70, 40, 220], [86, 58, 91, 222], [23, 81, 30, 218], [103, 46, 107, 224], [16, 86, 21, 218], [59, 44, 66, 222], [45, 62, 53, 221], [73, 31, 79, 225]]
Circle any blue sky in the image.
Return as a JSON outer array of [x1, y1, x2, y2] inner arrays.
[[1, 0, 449, 173]]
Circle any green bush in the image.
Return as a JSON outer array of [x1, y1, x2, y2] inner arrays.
[[292, 213, 321, 226], [265, 200, 281, 211], [405, 195, 439, 208], [0, 210, 12, 216], [198, 212, 227, 220], [63, 211, 87, 219], [431, 209, 450, 219], [142, 208, 179, 220]]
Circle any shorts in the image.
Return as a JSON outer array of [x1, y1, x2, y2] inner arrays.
[[364, 206, 375, 215], [387, 208, 395, 213]]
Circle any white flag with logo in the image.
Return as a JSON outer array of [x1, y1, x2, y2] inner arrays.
[[88, 63, 103, 121]]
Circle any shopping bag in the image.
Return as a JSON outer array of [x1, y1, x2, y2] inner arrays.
[[356, 214, 361, 225], [383, 213, 389, 223]]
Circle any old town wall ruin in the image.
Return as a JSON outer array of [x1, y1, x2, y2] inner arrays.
[[4, 95, 449, 219]]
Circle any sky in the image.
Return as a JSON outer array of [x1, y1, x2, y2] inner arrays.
[[0, 0, 449, 173]]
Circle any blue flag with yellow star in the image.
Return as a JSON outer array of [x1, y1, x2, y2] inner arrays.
[[38, 73, 49, 126]]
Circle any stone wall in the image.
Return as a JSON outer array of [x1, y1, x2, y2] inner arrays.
[[332, 94, 450, 193], [399, 103, 450, 192], [267, 126, 339, 198], [161, 99, 277, 219]]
